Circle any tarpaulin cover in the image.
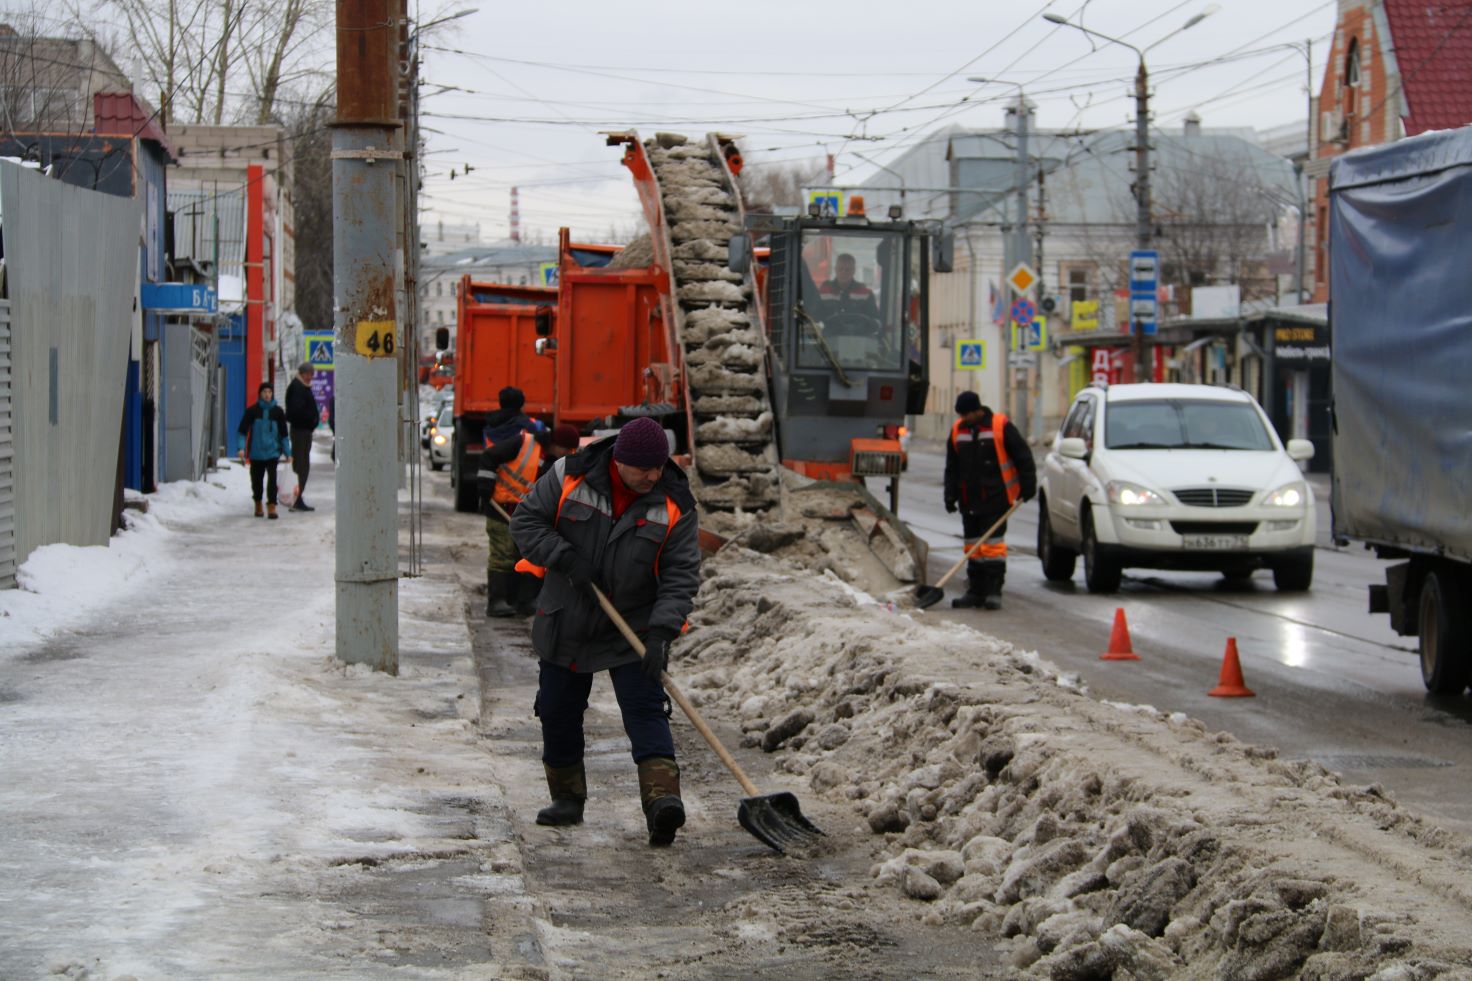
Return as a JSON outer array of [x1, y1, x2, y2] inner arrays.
[[1329, 126, 1472, 562]]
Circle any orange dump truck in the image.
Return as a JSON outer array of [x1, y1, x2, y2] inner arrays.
[[446, 230, 684, 512]]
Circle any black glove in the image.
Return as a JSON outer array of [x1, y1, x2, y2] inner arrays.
[[1021, 487, 1037, 503], [555, 550, 599, 590], [641, 626, 678, 682], [944, 497, 959, 514]]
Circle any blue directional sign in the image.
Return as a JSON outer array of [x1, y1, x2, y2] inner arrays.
[[1129, 250, 1159, 292], [1129, 295, 1159, 336], [955, 340, 986, 370], [1129, 250, 1160, 337]]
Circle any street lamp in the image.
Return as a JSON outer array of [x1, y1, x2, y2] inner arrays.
[[966, 77, 1033, 277], [1044, 7, 1216, 381]]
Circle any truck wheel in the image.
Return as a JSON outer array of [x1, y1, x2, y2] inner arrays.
[[1272, 553, 1314, 592], [1081, 507, 1122, 594], [1037, 505, 1077, 582], [1418, 571, 1471, 694]]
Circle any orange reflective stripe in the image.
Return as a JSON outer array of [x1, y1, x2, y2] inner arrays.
[[977, 542, 1008, 559], [992, 412, 1021, 506], [555, 474, 584, 524], [512, 469, 584, 581], [653, 499, 682, 577], [494, 433, 543, 504]]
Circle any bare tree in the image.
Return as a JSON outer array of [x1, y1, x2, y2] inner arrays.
[[93, 0, 330, 126], [739, 157, 828, 212], [1152, 146, 1280, 302], [284, 87, 332, 327]]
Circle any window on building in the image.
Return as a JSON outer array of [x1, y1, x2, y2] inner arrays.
[[1066, 266, 1091, 305], [1346, 40, 1360, 88]]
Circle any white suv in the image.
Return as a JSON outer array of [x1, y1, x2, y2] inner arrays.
[[1037, 383, 1317, 593]]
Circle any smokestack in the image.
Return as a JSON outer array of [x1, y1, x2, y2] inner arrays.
[[1184, 111, 1202, 138], [510, 186, 521, 243]]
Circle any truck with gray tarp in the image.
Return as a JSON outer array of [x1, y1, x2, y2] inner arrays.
[[1328, 124, 1472, 694]]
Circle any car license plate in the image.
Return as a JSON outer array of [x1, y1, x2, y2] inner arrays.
[[1182, 534, 1248, 550]]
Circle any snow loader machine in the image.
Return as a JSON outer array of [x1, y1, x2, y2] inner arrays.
[[609, 130, 942, 584]]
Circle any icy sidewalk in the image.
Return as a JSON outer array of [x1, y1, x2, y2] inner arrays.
[[0, 442, 527, 979]]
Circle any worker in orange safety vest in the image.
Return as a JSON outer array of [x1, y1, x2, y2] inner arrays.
[[477, 387, 540, 617], [944, 390, 1036, 609]]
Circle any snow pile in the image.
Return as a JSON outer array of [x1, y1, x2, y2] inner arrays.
[[674, 552, 1472, 977], [1, 466, 246, 654]]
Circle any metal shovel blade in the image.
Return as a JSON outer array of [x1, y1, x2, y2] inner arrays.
[[737, 792, 825, 854], [912, 584, 946, 610]]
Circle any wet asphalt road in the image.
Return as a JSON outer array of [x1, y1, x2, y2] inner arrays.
[[886, 441, 1472, 835]]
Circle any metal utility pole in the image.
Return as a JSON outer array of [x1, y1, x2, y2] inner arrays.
[[967, 79, 1035, 429], [1295, 38, 1313, 304], [1131, 58, 1152, 382], [333, 0, 401, 673], [1011, 92, 1032, 432], [1044, 7, 1216, 383], [1033, 164, 1047, 442]]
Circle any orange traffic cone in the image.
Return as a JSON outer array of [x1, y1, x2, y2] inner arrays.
[[1099, 608, 1140, 661], [1208, 637, 1255, 697]]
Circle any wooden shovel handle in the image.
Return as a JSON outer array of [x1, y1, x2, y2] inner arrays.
[[932, 498, 1025, 591], [590, 585, 762, 798]]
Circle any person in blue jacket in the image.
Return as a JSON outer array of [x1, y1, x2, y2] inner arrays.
[[237, 381, 293, 519]]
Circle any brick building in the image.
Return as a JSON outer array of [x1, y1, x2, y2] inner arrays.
[[1310, 0, 1472, 300]]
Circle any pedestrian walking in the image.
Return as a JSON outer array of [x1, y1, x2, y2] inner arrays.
[[237, 381, 293, 519], [477, 387, 539, 617], [943, 391, 1036, 609], [510, 417, 700, 847], [284, 363, 319, 511]]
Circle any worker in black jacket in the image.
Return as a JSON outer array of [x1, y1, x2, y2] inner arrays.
[[510, 417, 700, 847], [943, 391, 1036, 609], [284, 363, 320, 511]]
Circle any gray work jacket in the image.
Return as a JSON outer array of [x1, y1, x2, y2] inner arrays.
[[510, 437, 701, 673]]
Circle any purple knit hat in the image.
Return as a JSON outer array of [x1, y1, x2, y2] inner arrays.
[[612, 417, 670, 468]]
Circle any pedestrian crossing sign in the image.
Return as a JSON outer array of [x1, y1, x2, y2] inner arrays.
[[304, 333, 334, 369], [955, 339, 986, 370]]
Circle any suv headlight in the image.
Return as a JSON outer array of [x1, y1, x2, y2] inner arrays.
[[1105, 481, 1165, 507], [432, 433, 448, 446], [1263, 482, 1307, 508]]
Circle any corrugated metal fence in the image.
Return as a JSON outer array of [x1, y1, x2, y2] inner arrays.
[[0, 161, 142, 580], [0, 301, 14, 588]]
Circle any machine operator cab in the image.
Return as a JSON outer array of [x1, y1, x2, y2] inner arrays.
[[737, 197, 945, 490]]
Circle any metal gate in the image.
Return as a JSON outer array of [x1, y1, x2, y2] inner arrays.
[[0, 300, 15, 588]]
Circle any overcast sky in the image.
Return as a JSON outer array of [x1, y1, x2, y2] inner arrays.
[[413, 0, 1337, 244]]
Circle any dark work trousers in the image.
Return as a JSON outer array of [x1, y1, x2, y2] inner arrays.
[[962, 501, 1012, 594], [249, 460, 280, 504], [290, 427, 314, 495], [536, 659, 675, 768]]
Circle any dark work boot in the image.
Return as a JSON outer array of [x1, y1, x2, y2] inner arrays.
[[982, 564, 1005, 610], [951, 568, 987, 609], [535, 762, 586, 827], [638, 757, 685, 847], [486, 571, 516, 618]]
